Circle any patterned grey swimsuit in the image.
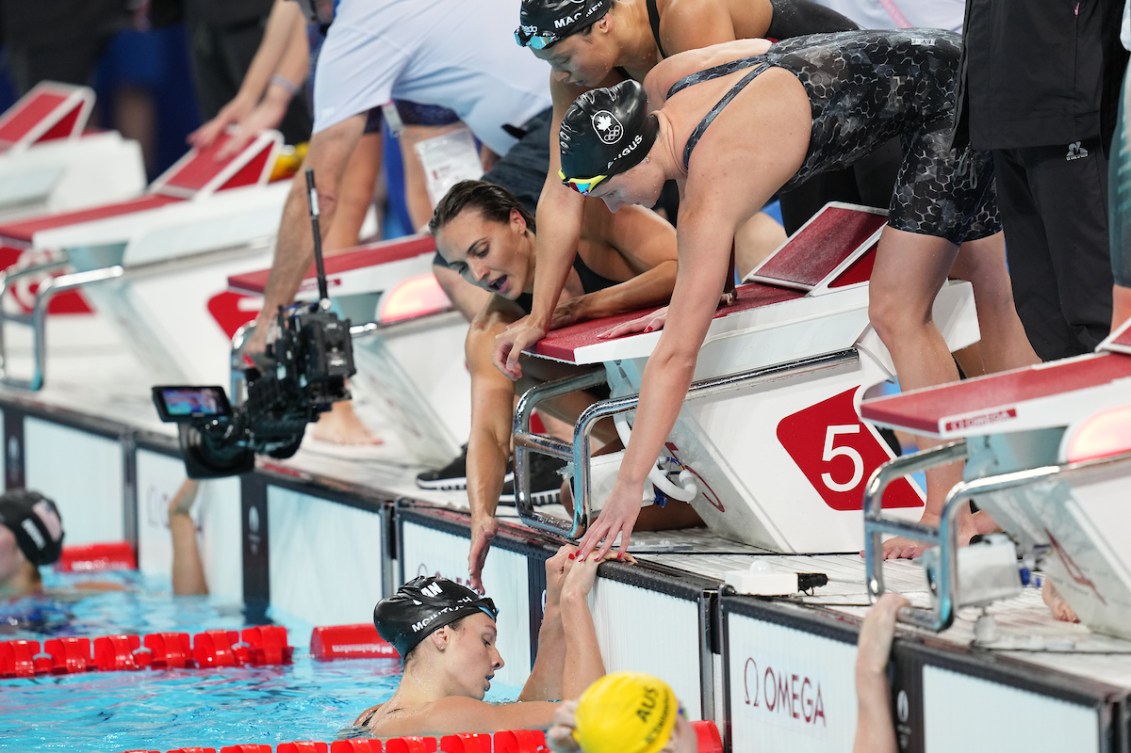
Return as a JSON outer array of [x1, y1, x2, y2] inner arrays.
[[668, 29, 1000, 244]]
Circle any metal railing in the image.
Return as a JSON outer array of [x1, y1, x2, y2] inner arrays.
[[863, 441, 1131, 631], [511, 349, 859, 540]]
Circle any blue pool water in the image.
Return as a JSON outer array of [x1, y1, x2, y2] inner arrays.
[[0, 572, 520, 753]]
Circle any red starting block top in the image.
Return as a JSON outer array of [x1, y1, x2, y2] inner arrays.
[[531, 282, 804, 362], [1101, 319, 1131, 356], [227, 234, 437, 295], [750, 203, 886, 291], [0, 195, 180, 244], [861, 352, 1131, 436]]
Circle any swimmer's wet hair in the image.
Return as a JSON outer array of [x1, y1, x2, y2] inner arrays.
[[429, 180, 536, 236]]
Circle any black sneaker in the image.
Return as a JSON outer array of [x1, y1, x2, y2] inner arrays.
[[499, 453, 565, 506], [415, 445, 515, 491]]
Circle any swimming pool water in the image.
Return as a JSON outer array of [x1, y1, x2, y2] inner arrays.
[[0, 573, 521, 753]]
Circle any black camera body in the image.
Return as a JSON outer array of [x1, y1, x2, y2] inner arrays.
[[153, 302, 356, 479], [152, 168, 356, 479]]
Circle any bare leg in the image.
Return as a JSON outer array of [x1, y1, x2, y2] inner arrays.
[[324, 131, 383, 251], [735, 211, 787, 279], [949, 232, 1040, 374], [169, 480, 208, 596], [868, 227, 974, 559], [311, 131, 385, 445]]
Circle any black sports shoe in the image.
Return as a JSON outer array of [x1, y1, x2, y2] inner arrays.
[[499, 452, 566, 506], [415, 445, 515, 491]]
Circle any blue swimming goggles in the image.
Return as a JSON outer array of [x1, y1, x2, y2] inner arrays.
[[514, 27, 560, 50]]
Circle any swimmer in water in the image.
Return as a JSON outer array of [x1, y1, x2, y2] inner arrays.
[[354, 545, 606, 738]]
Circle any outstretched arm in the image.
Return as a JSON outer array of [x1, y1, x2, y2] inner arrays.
[[575, 191, 738, 560], [853, 593, 908, 753], [465, 303, 521, 592], [169, 480, 207, 596], [189, 0, 308, 153], [494, 78, 589, 379]]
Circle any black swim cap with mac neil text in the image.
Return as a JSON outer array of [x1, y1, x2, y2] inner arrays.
[[559, 79, 659, 182], [516, 0, 612, 49], [373, 576, 499, 660]]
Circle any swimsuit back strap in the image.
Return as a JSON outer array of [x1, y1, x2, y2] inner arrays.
[[646, 0, 668, 58], [682, 62, 770, 169]]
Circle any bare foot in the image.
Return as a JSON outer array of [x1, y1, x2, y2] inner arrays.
[[1041, 580, 1080, 623], [312, 401, 384, 445], [873, 513, 978, 560]]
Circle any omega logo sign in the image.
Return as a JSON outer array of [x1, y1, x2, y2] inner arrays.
[[742, 657, 827, 726]]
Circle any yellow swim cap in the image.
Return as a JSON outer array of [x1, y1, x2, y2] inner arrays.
[[573, 672, 678, 753]]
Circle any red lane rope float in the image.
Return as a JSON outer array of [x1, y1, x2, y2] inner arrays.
[[691, 720, 723, 753], [56, 542, 137, 572], [309, 624, 398, 661], [492, 730, 546, 753], [0, 626, 292, 677]]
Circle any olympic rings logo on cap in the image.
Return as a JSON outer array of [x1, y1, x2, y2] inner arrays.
[[592, 110, 623, 144]]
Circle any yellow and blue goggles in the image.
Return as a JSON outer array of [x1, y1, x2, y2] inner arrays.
[[559, 169, 608, 196]]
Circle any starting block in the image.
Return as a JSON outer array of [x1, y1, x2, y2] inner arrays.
[[0, 82, 145, 221], [0, 130, 288, 389], [227, 234, 470, 465], [513, 203, 979, 552], [861, 320, 1131, 638]]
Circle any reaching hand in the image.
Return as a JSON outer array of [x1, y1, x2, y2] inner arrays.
[[493, 316, 545, 380], [546, 700, 582, 753], [560, 550, 603, 602], [544, 544, 577, 608], [468, 517, 500, 593], [856, 592, 909, 676], [576, 481, 643, 561], [598, 306, 669, 340], [188, 97, 252, 152]]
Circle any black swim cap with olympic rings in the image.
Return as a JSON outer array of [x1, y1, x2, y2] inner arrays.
[[373, 576, 499, 660], [559, 79, 659, 185], [515, 0, 612, 49]]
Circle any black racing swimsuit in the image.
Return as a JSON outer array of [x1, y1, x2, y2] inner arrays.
[[668, 29, 1000, 244], [515, 254, 620, 315]]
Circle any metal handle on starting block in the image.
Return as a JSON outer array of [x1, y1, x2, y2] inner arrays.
[[863, 440, 967, 631], [0, 262, 124, 390], [513, 369, 609, 539]]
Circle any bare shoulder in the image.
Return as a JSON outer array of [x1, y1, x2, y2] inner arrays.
[[646, 39, 772, 105]]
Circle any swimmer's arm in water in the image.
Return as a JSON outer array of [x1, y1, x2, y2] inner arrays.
[[466, 302, 523, 591]]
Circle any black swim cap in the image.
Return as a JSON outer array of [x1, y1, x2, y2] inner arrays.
[[516, 0, 612, 49], [373, 576, 499, 660], [0, 490, 64, 566], [559, 79, 659, 183]]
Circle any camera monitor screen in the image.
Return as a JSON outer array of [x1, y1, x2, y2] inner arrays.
[[152, 385, 233, 423]]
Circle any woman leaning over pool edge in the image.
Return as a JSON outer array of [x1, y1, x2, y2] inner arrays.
[[429, 180, 702, 592], [552, 29, 1038, 562], [354, 545, 605, 737]]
